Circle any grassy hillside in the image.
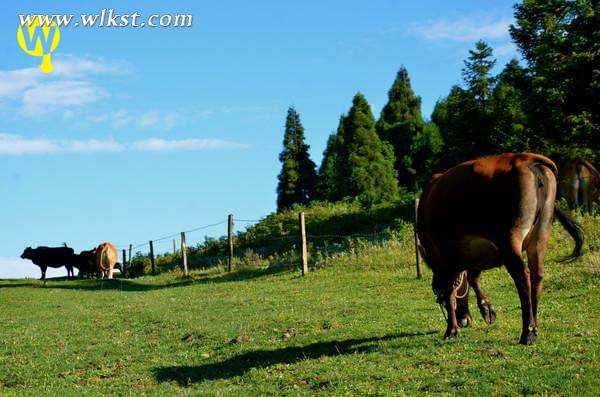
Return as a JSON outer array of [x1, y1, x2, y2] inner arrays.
[[1, 209, 599, 396], [128, 198, 418, 276]]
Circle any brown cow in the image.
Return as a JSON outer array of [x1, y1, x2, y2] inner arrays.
[[94, 242, 119, 279], [558, 157, 600, 214], [417, 153, 584, 345]]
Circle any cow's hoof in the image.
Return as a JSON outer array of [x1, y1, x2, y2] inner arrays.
[[479, 301, 497, 325], [520, 327, 538, 345], [519, 332, 537, 345], [444, 328, 459, 340], [459, 313, 472, 328]]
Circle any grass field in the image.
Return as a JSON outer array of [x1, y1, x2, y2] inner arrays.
[[1, 217, 599, 396]]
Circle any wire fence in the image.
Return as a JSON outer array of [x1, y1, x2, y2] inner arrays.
[[103, 205, 600, 279], [109, 210, 419, 279]]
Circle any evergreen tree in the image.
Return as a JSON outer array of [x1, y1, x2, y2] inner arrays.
[[434, 41, 498, 167], [510, 0, 600, 162], [316, 117, 346, 202], [432, 85, 481, 167], [376, 66, 433, 190], [276, 107, 318, 211], [462, 40, 497, 105], [488, 59, 533, 153], [408, 121, 444, 188], [342, 93, 399, 206]]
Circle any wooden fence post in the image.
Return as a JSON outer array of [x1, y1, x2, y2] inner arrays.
[[299, 212, 308, 275], [181, 232, 188, 276], [173, 239, 177, 256], [149, 240, 155, 276], [228, 214, 234, 272], [122, 249, 127, 277], [128, 244, 132, 271], [414, 198, 422, 279]]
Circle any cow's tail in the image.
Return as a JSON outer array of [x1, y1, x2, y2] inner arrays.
[[554, 206, 584, 262], [99, 244, 109, 273]]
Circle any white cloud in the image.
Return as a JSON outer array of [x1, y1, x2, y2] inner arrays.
[[87, 110, 182, 130], [0, 133, 124, 155], [0, 55, 126, 116], [410, 16, 513, 42], [51, 55, 130, 78], [0, 256, 68, 279], [0, 67, 40, 98], [137, 111, 179, 129], [0, 133, 249, 155], [132, 138, 250, 152], [61, 139, 125, 153], [22, 80, 108, 116]]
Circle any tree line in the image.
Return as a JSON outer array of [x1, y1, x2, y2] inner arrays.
[[277, 0, 599, 211]]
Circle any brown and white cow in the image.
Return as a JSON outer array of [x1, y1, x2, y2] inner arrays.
[[417, 153, 584, 345], [94, 242, 119, 279], [558, 157, 600, 214]]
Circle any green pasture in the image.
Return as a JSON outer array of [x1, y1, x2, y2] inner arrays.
[[1, 215, 599, 396]]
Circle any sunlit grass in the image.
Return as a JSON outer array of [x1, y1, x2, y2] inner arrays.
[[0, 216, 598, 396]]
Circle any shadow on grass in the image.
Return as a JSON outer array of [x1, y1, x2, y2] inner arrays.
[[154, 331, 437, 385], [0, 266, 295, 292]]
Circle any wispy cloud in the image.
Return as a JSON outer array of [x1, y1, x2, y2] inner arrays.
[[0, 67, 39, 98], [0, 134, 124, 155], [51, 55, 131, 77], [22, 80, 108, 116], [132, 138, 250, 152], [0, 134, 249, 155], [137, 111, 180, 129], [87, 109, 182, 130], [410, 15, 513, 42], [0, 55, 128, 116]]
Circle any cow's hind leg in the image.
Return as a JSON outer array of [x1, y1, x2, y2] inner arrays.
[[432, 271, 460, 339], [454, 271, 472, 328], [468, 270, 496, 325], [504, 250, 537, 345]]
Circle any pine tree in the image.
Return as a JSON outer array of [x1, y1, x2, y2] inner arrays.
[[342, 93, 399, 206], [276, 107, 318, 211], [434, 41, 499, 167], [462, 40, 497, 105], [316, 117, 346, 202], [431, 86, 476, 167], [510, 0, 600, 162], [489, 59, 533, 153], [408, 121, 444, 188], [376, 66, 434, 190]]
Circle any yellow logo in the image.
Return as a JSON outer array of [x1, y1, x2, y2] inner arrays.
[[17, 17, 61, 74]]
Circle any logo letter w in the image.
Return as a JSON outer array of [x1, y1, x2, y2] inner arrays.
[[21, 26, 57, 54]]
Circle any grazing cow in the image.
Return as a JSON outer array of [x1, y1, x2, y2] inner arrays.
[[94, 242, 119, 279], [72, 249, 97, 278], [20, 246, 76, 280], [558, 157, 600, 214], [417, 153, 584, 345]]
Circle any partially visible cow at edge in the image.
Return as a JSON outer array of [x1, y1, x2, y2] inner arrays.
[[94, 242, 119, 279], [417, 153, 584, 345], [558, 157, 600, 214], [20, 246, 76, 280]]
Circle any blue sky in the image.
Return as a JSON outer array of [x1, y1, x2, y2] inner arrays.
[[1, 0, 519, 278]]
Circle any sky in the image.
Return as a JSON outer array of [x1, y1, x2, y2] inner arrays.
[[0, 0, 520, 278]]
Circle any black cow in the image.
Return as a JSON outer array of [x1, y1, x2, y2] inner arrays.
[[72, 249, 97, 278], [20, 246, 75, 280]]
